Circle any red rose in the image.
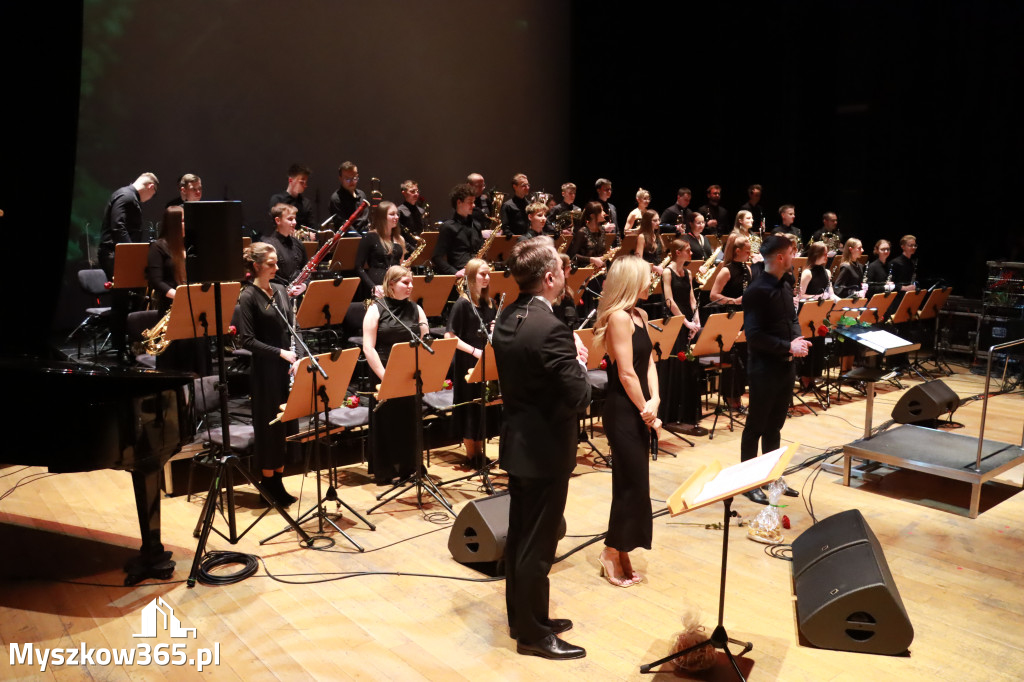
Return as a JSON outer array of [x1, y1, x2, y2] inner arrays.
[[104, 281, 113, 289], [782, 515, 791, 529], [444, 379, 452, 390], [228, 325, 237, 335], [599, 358, 608, 370], [677, 351, 686, 361], [351, 395, 360, 407], [817, 325, 828, 337]]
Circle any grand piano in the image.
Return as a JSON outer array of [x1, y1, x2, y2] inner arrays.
[[1, 359, 194, 585]]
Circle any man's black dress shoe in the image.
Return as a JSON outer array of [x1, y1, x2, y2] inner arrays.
[[510, 618, 572, 640], [516, 634, 586, 660], [782, 485, 800, 497], [743, 488, 769, 505]]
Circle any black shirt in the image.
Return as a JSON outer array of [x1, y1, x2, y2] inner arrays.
[[833, 262, 865, 299], [739, 201, 766, 231], [567, 227, 606, 268], [598, 199, 619, 234], [500, 196, 529, 236], [263, 230, 308, 286], [397, 201, 425, 235], [99, 185, 143, 269], [888, 254, 916, 288], [548, 201, 579, 229], [683, 232, 714, 262], [699, 203, 730, 239], [660, 204, 694, 233], [433, 214, 483, 274], [269, 191, 316, 232], [328, 188, 370, 233], [473, 194, 493, 227], [742, 270, 801, 374]]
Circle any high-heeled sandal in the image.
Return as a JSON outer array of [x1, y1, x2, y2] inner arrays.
[[598, 551, 628, 587]]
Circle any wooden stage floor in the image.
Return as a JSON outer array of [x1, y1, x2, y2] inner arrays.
[[2, 364, 1023, 681]]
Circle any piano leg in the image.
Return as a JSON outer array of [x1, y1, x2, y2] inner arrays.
[[124, 469, 176, 586]]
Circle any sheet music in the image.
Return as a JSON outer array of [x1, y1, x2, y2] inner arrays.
[[858, 329, 911, 353], [693, 445, 789, 505]]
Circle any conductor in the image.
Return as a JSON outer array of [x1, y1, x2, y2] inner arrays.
[[493, 237, 591, 660]]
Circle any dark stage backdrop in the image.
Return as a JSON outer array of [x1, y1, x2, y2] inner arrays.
[[567, 1, 1022, 299]]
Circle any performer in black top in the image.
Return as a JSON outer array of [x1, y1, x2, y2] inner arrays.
[[832, 238, 866, 299], [809, 212, 843, 253], [433, 183, 484, 276], [567, 201, 609, 269], [165, 173, 202, 208], [738, 184, 766, 233], [355, 201, 405, 298], [500, 173, 531, 236], [698, 184, 729, 240], [595, 178, 619, 234], [329, 161, 370, 233], [634, 209, 665, 267], [99, 172, 159, 362], [683, 211, 714, 263], [268, 163, 315, 233], [661, 187, 695, 235], [468, 172, 492, 226], [740, 235, 810, 504], [396, 179, 426, 236], [797, 242, 835, 388], [445, 258, 496, 466], [888, 234, 918, 291], [263, 204, 308, 288], [493, 237, 590, 660], [772, 204, 803, 251], [237, 242, 301, 506], [593, 256, 661, 588], [362, 265, 428, 484], [661, 239, 704, 429], [709, 234, 752, 411], [547, 182, 579, 233], [518, 202, 549, 242], [865, 239, 895, 295]]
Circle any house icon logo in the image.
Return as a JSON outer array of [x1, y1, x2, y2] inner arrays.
[[132, 597, 197, 639]]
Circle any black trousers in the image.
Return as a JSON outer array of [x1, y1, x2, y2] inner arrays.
[[740, 360, 795, 461], [505, 473, 570, 643]]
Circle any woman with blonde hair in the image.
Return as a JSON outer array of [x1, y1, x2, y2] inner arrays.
[[623, 188, 652, 235], [592, 255, 661, 587], [445, 258, 496, 466], [362, 264, 428, 483]]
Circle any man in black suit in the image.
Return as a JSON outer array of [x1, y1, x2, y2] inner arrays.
[[493, 237, 591, 660]]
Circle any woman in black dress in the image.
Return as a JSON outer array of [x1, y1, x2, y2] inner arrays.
[[237, 242, 300, 505], [661, 239, 703, 427], [445, 258, 496, 466], [798, 242, 836, 388], [355, 201, 405, 299], [362, 265, 428, 484], [832, 238, 866, 299], [708, 234, 751, 411], [593, 255, 661, 587]]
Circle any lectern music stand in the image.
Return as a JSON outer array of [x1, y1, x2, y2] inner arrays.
[[640, 444, 796, 679]]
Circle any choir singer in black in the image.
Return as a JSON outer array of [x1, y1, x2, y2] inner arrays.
[[493, 237, 591, 660]]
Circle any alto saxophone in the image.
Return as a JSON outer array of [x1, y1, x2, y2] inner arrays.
[[140, 308, 172, 355], [582, 243, 622, 287], [476, 190, 505, 260], [401, 234, 427, 268], [648, 254, 672, 295], [694, 245, 722, 286]]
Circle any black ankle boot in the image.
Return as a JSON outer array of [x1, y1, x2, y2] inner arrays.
[[274, 471, 298, 505]]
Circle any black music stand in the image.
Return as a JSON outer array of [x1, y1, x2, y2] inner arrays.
[[641, 444, 796, 678], [367, 335, 459, 514], [691, 311, 745, 439], [912, 286, 953, 376], [260, 348, 375, 550]]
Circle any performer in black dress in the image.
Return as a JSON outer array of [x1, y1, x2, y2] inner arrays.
[[361, 265, 428, 484], [709, 234, 752, 411], [445, 258, 496, 466], [866, 239, 895, 295], [593, 255, 661, 587], [237, 243, 301, 505], [661, 239, 703, 429], [797, 242, 836, 388], [832, 238, 867, 299], [355, 201, 405, 299]]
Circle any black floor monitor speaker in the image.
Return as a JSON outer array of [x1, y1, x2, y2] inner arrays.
[[448, 491, 566, 564], [792, 509, 913, 655], [891, 379, 960, 424]]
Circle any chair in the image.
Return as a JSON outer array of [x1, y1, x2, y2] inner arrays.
[[64, 269, 112, 359]]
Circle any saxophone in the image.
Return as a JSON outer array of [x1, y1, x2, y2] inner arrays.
[[476, 190, 505, 260], [694, 245, 722, 286], [401, 234, 427, 268], [648, 254, 672, 295], [140, 309, 172, 355], [582, 243, 622, 287]]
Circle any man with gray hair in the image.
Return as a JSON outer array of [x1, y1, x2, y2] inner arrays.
[[493, 237, 590, 660]]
